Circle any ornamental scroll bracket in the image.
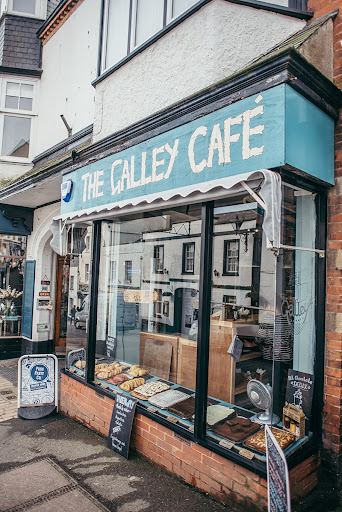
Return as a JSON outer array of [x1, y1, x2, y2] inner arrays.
[[1, 205, 34, 232]]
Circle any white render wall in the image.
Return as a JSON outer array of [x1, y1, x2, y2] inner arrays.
[[93, 0, 305, 142], [34, 0, 101, 156]]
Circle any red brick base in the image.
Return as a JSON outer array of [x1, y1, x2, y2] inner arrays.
[[60, 373, 319, 510]]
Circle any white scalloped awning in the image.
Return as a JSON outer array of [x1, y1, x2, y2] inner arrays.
[[50, 169, 281, 255]]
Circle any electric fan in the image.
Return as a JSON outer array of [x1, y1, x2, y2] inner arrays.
[[247, 379, 280, 425]]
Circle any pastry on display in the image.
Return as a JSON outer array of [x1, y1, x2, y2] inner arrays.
[[75, 360, 86, 369], [214, 417, 260, 442], [95, 363, 109, 371], [206, 405, 235, 426], [244, 427, 296, 453], [132, 380, 170, 399], [127, 367, 149, 377], [119, 377, 145, 391], [148, 389, 189, 409], [107, 374, 129, 385]]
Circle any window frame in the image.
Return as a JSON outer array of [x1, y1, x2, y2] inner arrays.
[[0, 77, 38, 162], [222, 239, 240, 276], [124, 259, 132, 283], [4, 0, 47, 19], [153, 244, 164, 274], [182, 241, 195, 275]]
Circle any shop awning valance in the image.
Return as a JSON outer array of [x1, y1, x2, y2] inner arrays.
[[50, 169, 281, 255]]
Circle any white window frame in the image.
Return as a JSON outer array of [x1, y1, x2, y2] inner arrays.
[[5, 0, 47, 19], [0, 76, 38, 162], [101, 0, 199, 73]]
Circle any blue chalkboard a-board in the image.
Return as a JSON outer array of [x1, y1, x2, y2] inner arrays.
[[22, 260, 35, 339]]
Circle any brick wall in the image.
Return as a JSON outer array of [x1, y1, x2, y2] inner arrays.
[[307, 0, 342, 473], [60, 373, 320, 510], [0, 15, 42, 69]]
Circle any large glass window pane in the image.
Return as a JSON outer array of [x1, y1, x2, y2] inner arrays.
[[13, 0, 36, 14], [2, 116, 31, 158], [65, 225, 93, 375], [0, 235, 26, 338], [172, 0, 197, 18], [135, 0, 163, 47], [94, 206, 201, 427], [104, 0, 130, 69], [206, 185, 317, 459]]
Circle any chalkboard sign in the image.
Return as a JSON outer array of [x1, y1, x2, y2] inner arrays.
[[108, 392, 137, 459], [285, 370, 314, 431], [265, 426, 291, 512], [106, 336, 117, 358], [22, 260, 36, 339]]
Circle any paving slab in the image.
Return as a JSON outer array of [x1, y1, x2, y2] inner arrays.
[[24, 489, 108, 512], [0, 459, 71, 510]]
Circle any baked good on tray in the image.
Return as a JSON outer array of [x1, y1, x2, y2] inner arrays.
[[244, 428, 296, 453], [107, 374, 129, 385], [168, 396, 196, 418], [214, 417, 260, 442], [127, 367, 149, 377], [119, 377, 145, 391], [132, 380, 170, 398], [206, 405, 235, 426]]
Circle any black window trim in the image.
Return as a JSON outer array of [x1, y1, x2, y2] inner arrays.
[[182, 241, 195, 275], [153, 244, 164, 274], [222, 238, 240, 276]]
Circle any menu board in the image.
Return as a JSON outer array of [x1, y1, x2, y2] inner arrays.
[[108, 393, 137, 459], [265, 426, 291, 512], [285, 370, 314, 429]]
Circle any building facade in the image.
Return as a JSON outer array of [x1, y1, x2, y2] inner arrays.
[[0, 0, 342, 508]]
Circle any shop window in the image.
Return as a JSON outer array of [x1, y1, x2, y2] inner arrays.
[[65, 225, 93, 371], [182, 242, 195, 274], [89, 205, 201, 417], [0, 235, 26, 338], [153, 245, 164, 274], [125, 260, 132, 283], [67, 182, 320, 467], [0, 79, 37, 161], [223, 239, 239, 276], [101, 0, 198, 72]]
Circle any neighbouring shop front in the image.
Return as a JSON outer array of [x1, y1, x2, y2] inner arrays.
[[0, 205, 32, 360], [56, 79, 339, 509]]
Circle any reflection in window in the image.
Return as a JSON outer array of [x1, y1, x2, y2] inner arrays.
[[154, 245, 164, 274], [65, 225, 92, 373], [0, 235, 26, 338], [223, 239, 239, 275], [125, 260, 132, 283], [134, 0, 163, 47], [2, 115, 31, 157], [92, 206, 201, 417], [182, 242, 195, 274]]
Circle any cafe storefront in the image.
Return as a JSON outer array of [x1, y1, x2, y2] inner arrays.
[[57, 71, 341, 509]]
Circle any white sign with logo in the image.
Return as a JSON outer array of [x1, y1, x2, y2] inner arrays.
[[19, 354, 58, 406]]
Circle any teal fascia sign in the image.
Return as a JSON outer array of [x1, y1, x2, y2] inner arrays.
[[61, 84, 334, 216]]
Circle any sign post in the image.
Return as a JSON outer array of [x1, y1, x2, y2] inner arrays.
[[108, 392, 137, 459], [265, 425, 291, 512], [18, 354, 58, 420]]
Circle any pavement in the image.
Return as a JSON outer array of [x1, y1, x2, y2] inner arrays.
[[0, 357, 342, 512], [0, 357, 228, 512]]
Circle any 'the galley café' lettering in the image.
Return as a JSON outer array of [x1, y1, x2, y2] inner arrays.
[[81, 102, 264, 203]]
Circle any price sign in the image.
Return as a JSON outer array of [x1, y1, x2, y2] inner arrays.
[[108, 393, 137, 459], [266, 425, 291, 512]]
